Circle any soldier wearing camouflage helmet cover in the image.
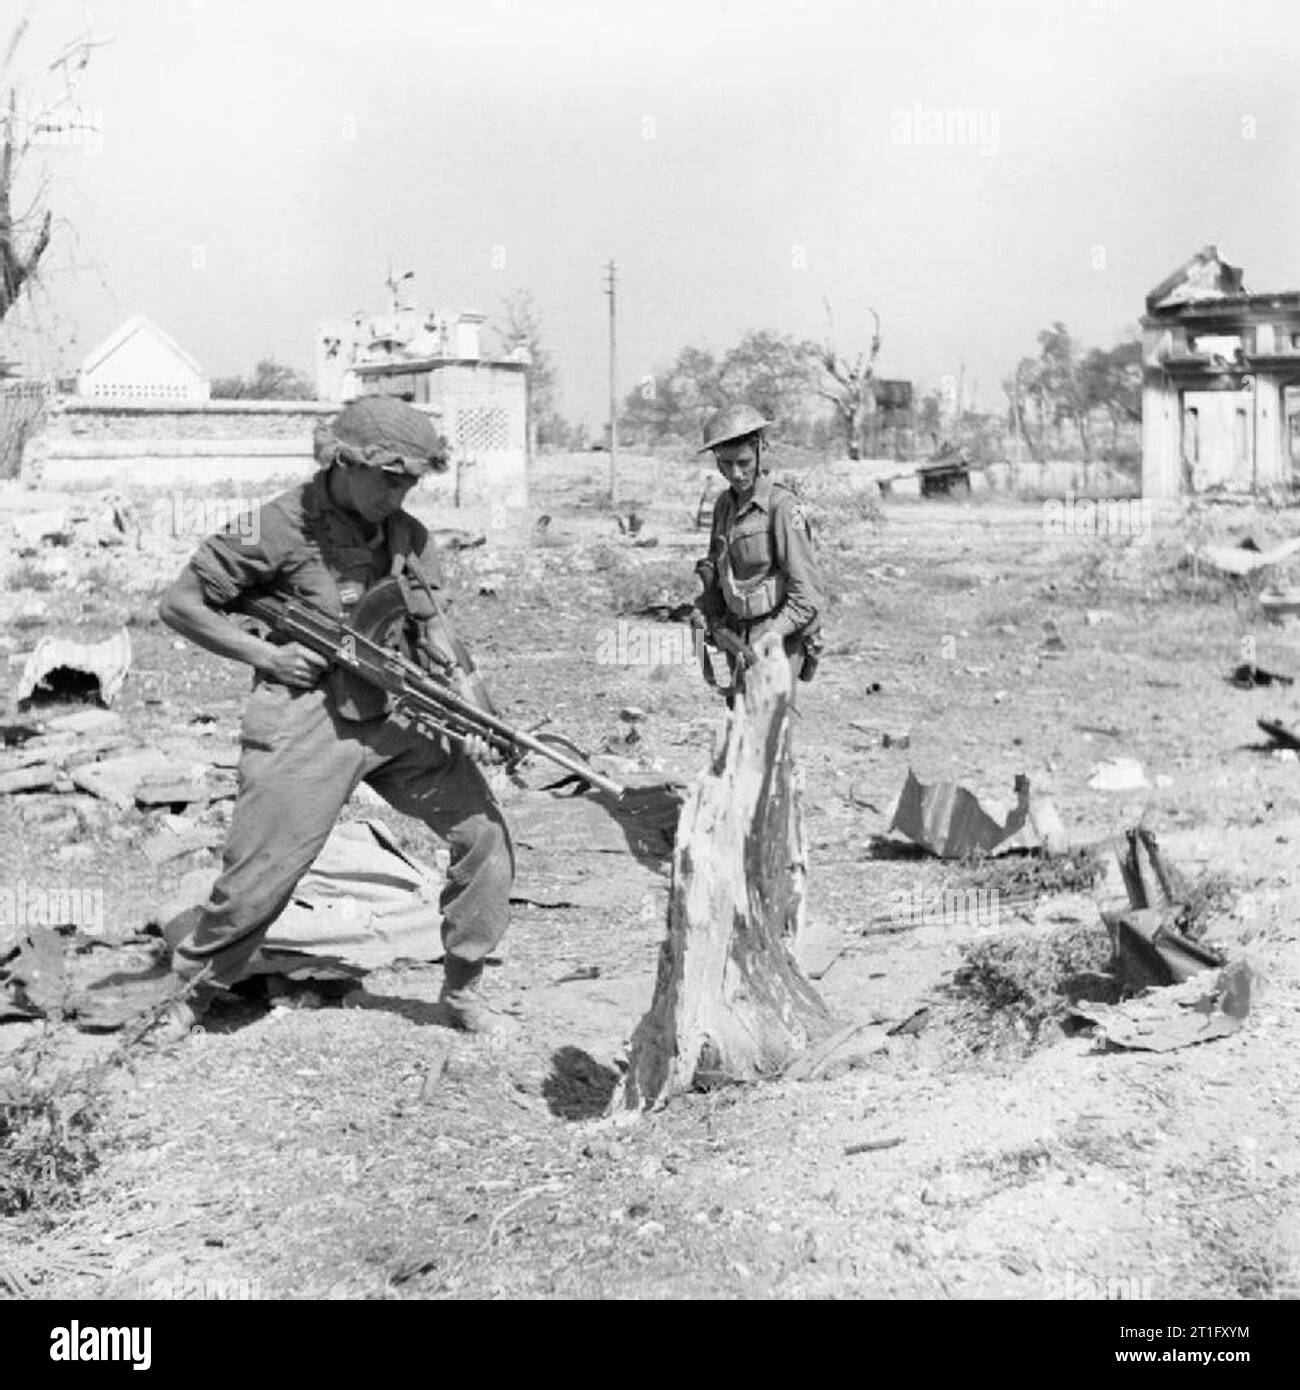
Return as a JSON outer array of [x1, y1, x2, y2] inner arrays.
[[153, 397, 517, 1041], [694, 403, 824, 702]]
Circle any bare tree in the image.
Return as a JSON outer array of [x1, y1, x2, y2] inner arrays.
[[492, 289, 563, 451], [815, 301, 882, 460], [0, 8, 107, 325]]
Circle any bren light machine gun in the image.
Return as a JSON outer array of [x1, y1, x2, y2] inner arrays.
[[235, 576, 632, 799]]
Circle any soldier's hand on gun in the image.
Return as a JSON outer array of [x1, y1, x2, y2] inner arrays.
[[259, 642, 330, 689], [461, 733, 505, 768]]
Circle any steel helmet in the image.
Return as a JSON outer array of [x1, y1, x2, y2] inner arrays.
[[699, 403, 774, 453]]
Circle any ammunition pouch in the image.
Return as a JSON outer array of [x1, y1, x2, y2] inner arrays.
[[719, 555, 784, 621]]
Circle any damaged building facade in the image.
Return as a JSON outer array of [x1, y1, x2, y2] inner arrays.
[[1142, 247, 1300, 497], [314, 304, 530, 507]]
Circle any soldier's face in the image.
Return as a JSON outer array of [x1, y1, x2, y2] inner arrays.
[[335, 466, 418, 523], [715, 442, 758, 498]]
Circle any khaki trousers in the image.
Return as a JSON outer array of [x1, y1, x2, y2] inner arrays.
[[172, 681, 514, 988]]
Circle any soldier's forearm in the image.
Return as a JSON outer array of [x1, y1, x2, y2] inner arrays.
[[159, 572, 279, 674], [769, 589, 818, 637]]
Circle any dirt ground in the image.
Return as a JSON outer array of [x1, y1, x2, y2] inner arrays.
[[2, 454, 1299, 1301]]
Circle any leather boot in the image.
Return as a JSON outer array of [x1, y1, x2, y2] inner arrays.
[[437, 956, 518, 1036]]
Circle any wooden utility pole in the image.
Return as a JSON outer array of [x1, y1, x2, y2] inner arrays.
[[605, 259, 618, 504]]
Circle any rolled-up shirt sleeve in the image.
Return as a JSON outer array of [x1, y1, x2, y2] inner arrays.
[[188, 508, 292, 607], [769, 496, 823, 637]]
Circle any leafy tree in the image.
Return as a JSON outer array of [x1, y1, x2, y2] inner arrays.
[[621, 344, 722, 446], [623, 331, 825, 448], [1005, 324, 1142, 462], [211, 358, 314, 400], [717, 329, 822, 426], [1081, 339, 1142, 452]]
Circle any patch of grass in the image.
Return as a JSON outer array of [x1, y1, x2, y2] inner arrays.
[[806, 484, 884, 541], [1177, 868, 1238, 941], [593, 550, 694, 616], [6, 562, 54, 592], [958, 846, 1105, 900], [79, 563, 115, 591], [944, 920, 1115, 1050], [0, 1044, 110, 1217]]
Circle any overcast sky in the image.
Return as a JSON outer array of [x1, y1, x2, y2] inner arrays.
[[7, 0, 1299, 424]]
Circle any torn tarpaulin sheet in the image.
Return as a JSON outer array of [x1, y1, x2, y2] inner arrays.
[[886, 770, 1065, 858], [157, 818, 443, 979]]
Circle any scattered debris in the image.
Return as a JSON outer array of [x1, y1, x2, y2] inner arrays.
[[1069, 960, 1256, 1052], [792, 917, 846, 979], [134, 771, 208, 809], [15, 630, 133, 709], [887, 1006, 930, 1037], [40, 709, 124, 737], [844, 1137, 904, 1156], [626, 600, 695, 623], [141, 821, 222, 867], [0, 765, 67, 796], [848, 721, 907, 748], [783, 1019, 890, 1082], [431, 528, 486, 550], [69, 749, 179, 810], [0, 926, 70, 1020], [12, 510, 73, 552], [553, 966, 601, 984], [1100, 827, 1226, 991], [1101, 906, 1226, 992], [1229, 662, 1293, 688], [1257, 717, 1300, 752], [1259, 589, 1300, 623], [1201, 536, 1300, 578], [1088, 757, 1149, 793]]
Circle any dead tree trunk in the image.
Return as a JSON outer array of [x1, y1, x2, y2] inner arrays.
[[613, 637, 834, 1112]]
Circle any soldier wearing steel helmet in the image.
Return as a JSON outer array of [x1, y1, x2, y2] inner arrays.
[[694, 403, 824, 702], [152, 397, 516, 1042]]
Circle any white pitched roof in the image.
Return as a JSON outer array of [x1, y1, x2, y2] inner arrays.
[[79, 315, 204, 378]]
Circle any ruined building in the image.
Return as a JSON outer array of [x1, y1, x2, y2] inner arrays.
[[1142, 247, 1300, 496], [314, 303, 529, 505]]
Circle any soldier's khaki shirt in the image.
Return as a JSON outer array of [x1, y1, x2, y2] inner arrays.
[[701, 474, 823, 637]]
